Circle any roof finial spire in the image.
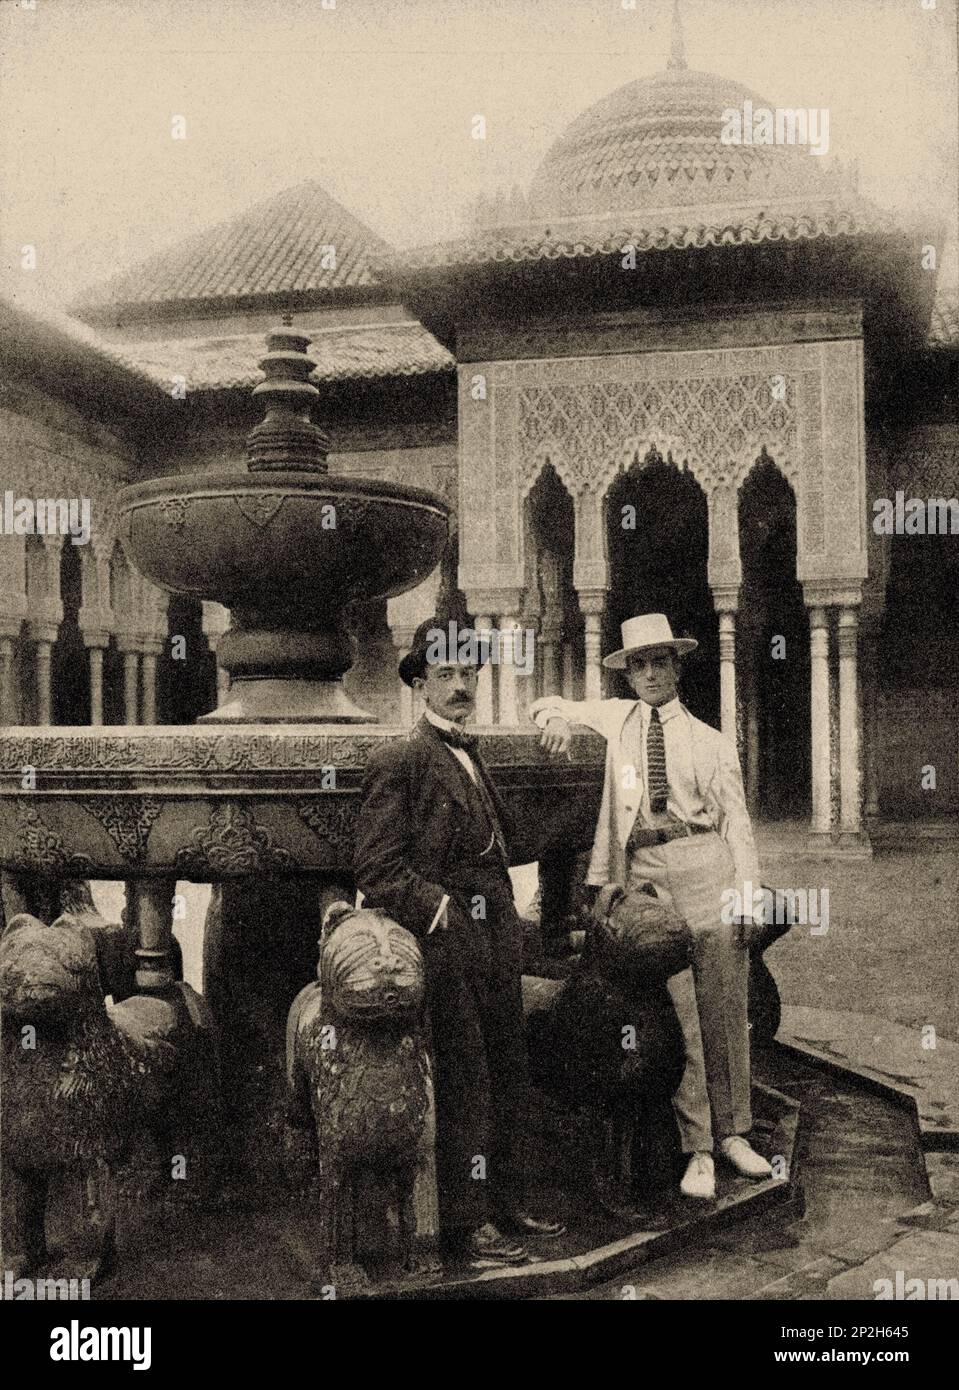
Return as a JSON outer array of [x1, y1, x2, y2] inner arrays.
[[667, 0, 688, 72]]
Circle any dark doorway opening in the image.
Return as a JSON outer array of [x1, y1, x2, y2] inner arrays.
[[604, 448, 718, 726], [738, 452, 809, 819]]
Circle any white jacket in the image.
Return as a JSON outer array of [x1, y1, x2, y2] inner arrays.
[[529, 694, 761, 896]]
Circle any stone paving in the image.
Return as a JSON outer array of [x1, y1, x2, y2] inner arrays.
[[758, 834, 958, 1043], [553, 1050, 949, 1300]]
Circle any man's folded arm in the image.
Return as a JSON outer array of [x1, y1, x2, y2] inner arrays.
[[353, 752, 450, 936], [529, 694, 624, 738]]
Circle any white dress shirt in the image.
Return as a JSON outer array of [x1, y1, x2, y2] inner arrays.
[[423, 707, 478, 783], [622, 696, 713, 833]]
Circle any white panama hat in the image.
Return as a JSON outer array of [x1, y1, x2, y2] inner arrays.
[[602, 613, 698, 670]]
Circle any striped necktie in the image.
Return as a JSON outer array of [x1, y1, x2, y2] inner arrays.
[[646, 706, 668, 814]]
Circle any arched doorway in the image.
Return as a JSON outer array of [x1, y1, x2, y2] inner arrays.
[[604, 448, 717, 725], [738, 452, 809, 819], [52, 541, 89, 725]]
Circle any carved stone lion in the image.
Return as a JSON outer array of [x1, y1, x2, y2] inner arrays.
[[286, 901, 439, 1296], [0, 912, 218, 1284]]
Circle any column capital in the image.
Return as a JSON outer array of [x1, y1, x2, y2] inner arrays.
[[711, 584, 740, 613], [575, 587, 607, 619], [802, 580, 862, 610], [78, 606, 115, 639], [464, 590, 524, 620]]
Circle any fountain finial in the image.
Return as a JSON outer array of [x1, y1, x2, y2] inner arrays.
[[246, 322, 331, 472], [667, 0, 687, 72]]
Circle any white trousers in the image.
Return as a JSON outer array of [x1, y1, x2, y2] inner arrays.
[[627, 831, 752, 1152]]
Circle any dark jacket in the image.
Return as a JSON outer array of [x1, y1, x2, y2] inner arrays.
[[354, 717, 516, 938]]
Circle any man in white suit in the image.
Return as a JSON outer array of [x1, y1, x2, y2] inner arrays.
[[531, 612, 772, 1199]]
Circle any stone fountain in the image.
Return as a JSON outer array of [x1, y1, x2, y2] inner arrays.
[[119, 323, 449, 725], [0, 324, 796, 1297]]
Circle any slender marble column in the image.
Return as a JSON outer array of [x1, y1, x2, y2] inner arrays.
[[578, 591, 606, 702], [35, 640, 53, 726], [838, 607, 868, 851], [808, 606, 832, 844], [718, 609, 737, 743], [474, 614, 495, 724], [123, 651, 140, 725], [126, 877, 178, 993], [141, 652, 158, 724], [88, 646, 104, 725], [0, 637, 15, 726], [498, 616, 520, 726]]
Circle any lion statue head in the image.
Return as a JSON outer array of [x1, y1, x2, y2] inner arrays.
[[319, 902, 424, 1022]]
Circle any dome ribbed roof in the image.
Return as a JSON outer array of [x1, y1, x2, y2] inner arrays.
[[528, 67, 832, 220]]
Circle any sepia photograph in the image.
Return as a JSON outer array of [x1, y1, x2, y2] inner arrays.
[[0, 0, 957, 1354]]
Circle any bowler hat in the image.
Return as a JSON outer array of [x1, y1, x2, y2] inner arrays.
[[399, 616, 490, 687]]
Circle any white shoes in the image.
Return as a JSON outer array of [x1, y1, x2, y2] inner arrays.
[[720, 1136, 773, 1179], [680, 1152, 715, 1200], [680, 1139, 772, 1198]]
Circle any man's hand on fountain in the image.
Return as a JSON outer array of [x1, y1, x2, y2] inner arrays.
[[540, 716, 572, 758]]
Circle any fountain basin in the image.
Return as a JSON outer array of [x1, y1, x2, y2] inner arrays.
[[117, 472, 450, 722], [118, 472, 449, 613]]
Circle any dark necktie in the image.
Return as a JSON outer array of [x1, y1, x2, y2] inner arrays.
[[434, 724, 508, 864], [435, 723, 478, 755], [646, 706, 668, 815]]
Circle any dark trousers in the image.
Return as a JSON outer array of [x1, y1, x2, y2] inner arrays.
[[421, 882, 529, 1234]]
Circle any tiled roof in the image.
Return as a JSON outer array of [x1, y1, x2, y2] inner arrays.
[[109, 321, 453, 392], [73, 181, 390, 317], [391, 204, 896, 274]]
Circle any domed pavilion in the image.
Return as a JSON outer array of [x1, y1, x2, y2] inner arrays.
[[386, 6, 949, 852]]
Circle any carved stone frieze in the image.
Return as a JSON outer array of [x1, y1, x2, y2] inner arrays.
[[78, 795, 164, 863], [233, 493, 286, 528], [7, 802, 95, 876], [174, 804, 294, 877], [297, 798, 358, 863], [514, 370, 798, 499], [0, 727, 603, 780], [158, 497, 189, 531]]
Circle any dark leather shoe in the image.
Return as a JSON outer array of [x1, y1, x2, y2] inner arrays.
[[502, 1209, 567, 1239], [466, 1222, 529, 1268]]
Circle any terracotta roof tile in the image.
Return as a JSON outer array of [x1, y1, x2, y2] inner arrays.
[[73, 181, 390, 316], [109, 321, 453, 391], [390, 204, 896, 274]]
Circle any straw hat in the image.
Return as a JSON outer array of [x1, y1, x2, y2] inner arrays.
[[602, 613, 698, 670]]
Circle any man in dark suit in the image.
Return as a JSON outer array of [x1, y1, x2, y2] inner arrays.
[[353, 617, 564, 1268]]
